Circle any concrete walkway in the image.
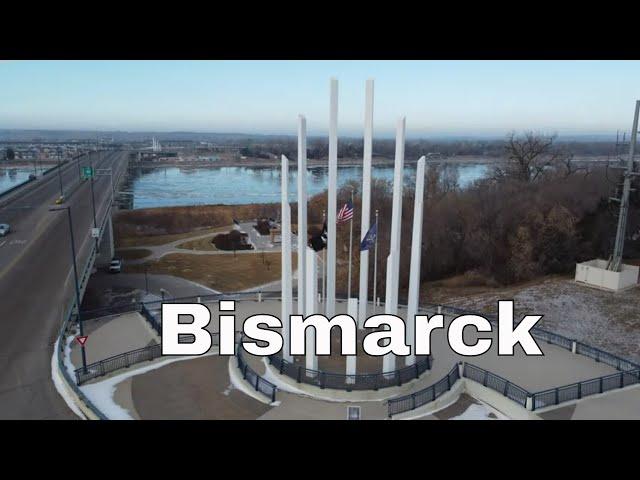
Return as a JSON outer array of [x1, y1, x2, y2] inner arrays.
[[69, 312, 158, 370]]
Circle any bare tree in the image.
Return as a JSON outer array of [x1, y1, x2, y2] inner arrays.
[[494, 132, 570, 182]]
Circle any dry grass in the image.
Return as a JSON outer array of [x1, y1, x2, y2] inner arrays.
[[116, 226, 228, 248], [125, 252, 297, 292], [115, 249, 153, 261], [176, 235, 219, 252]]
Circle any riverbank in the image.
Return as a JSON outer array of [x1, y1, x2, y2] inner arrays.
[[129, 154, 611, 169]]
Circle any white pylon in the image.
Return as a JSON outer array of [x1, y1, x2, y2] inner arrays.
[[383, 117, 406, 374], [326, 78, 338, 317], [358, 79, 374, 328], [406, 156, 426, 366], [305, 249, 318, 371], [297, 115, 308, 316], [281, 155, 293, 362]]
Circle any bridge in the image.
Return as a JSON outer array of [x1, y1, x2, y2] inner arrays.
[[0, 150, 129, 419]]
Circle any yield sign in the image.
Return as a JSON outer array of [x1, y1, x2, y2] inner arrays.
[[76, 335, 88, 346]]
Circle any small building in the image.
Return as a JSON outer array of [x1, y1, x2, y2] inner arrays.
[[575, 259, 639, 291]]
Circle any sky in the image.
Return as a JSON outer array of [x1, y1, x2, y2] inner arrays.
[[1, 60, 639, 138]]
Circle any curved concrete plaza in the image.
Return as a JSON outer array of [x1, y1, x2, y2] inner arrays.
[[64, 298, 640, 420]]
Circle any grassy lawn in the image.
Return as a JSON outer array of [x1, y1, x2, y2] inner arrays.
[[115, 249, 153, 261], [116, 226, 229, 248], [176, 235, 218, 252], [125, 252, 297, 292]]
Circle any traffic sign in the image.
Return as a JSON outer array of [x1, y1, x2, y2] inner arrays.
[[82, 166, 94, 180], [76, 335, 88, 346]]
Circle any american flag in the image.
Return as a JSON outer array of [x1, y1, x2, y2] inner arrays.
[[337, 200, 354, 224]]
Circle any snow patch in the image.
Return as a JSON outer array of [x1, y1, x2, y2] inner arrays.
[[78, 350, 220, 420], [51, 336, 84, 419]]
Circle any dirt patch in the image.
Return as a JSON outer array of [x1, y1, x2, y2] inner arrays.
[[131, 356, 271, 420]]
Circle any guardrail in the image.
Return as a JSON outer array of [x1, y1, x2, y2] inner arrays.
[[268, 353, 431, 391], [531, 368, 640, 411], [388, 363, 460, 417], [76, 343, 162, 384], [462, 363, 530, 406], [237, 342, 277, 403], [387, 362, 530, 417]]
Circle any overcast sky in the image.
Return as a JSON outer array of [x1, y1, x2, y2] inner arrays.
[[1, 60, 639, 138]]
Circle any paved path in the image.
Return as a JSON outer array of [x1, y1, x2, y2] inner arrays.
[[120, 221, 295, 265]]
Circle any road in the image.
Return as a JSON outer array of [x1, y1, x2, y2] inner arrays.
[[0, 150, 128, 419]]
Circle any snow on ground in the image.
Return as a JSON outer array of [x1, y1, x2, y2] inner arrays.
[[51, 335, 84, 419], [78, 351, 220, 419], [450, 403, 500, 420], [439, 278, 640, 364]]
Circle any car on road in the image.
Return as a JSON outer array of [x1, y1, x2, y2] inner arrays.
[[108, 258, 122, 273], [0, 224, 10, 237]]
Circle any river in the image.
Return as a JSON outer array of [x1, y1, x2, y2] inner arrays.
[[121, 163, 492, 209]]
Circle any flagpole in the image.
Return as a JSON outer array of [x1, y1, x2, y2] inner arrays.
[[347, 188, 354, 299], [322, 209, 326, 306], [372, 209, 379, 314]]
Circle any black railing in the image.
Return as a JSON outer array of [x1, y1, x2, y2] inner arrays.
[[76, 343, 162, 384], [140, 304, 161, 335], [463, 363, 530, 407], [237, 343, 277, 403], [268, 354, 431, 392], [531, 368, 640, 411], [388, 363, 460, 417], [75, 332, 227, 385]]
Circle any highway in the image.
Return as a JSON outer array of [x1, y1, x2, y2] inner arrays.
[[0, 150, 129, 419]]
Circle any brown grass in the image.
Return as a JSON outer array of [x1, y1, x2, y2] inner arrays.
[[125, 252, 297, 292], [176, 235, 219, 252], [116, 226, 228, 248], [114, 204, 280, 246], [115, 249, 153, 261]]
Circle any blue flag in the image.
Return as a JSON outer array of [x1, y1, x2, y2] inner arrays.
[[360, 222, 377, 251]]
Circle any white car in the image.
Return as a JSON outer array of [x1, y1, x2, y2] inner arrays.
[[108, 258, 122, 273], [0, 224, 10, 237]]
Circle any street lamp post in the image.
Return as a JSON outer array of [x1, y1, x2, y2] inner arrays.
[[56, 148, 64, 199], [50, 205, 87, 374], [88, 155, 99, 252]]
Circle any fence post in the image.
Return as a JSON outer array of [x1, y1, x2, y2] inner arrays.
[[411, 393, 416, 410], [483, 370, 488, 386], [526, 396, 534, 411], [397, 371, 402, 387], [446, 374, 451, 390], [599, 377, 603, 393], [258, 291, 262, 303], [414, 363, 419, 379], [297, 366, 302, 383], [571, 341, 577, 354], [458, 362, 464, 378], [577, 382, 582, 399], [243, 364, 248, 380], [620, 372, 624, 389], [503, 381, 509, 396], [271, 388, 276, 403], [255, 375, 260, 391], [437, 305, 442, 314], [555, 388, 559, 405], [320, 372, 325, 389]]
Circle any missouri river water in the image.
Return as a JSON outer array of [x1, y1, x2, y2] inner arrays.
[[122, 163, 491, 209]]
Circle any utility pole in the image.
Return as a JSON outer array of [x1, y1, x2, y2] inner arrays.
[[609, 100, 640, 272]]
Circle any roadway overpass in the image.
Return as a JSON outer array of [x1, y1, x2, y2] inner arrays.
[[0, 150, 129, 419]]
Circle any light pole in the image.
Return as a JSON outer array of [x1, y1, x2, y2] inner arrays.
[[88, 154, 99, 252], [56, 147, 64, 199], [144, 264, 150, 295], [49, 204, 87, 374]]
